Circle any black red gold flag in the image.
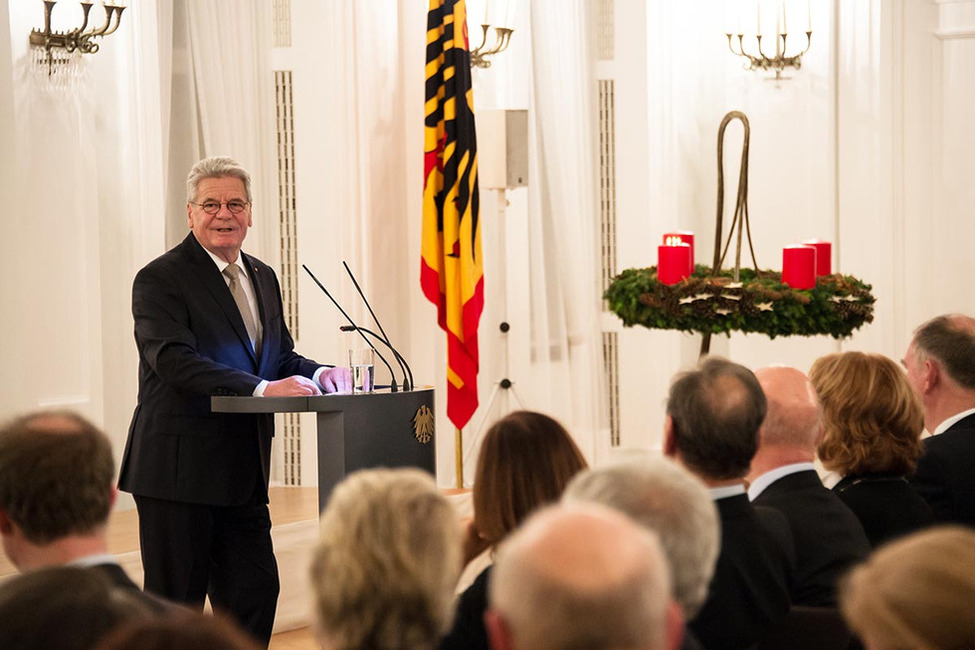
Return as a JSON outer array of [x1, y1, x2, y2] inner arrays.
[[421, 0, 484, 429]]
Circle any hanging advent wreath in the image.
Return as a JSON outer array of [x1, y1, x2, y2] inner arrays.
[[605, 111, 875, 350], [605, 266, 875, 339]]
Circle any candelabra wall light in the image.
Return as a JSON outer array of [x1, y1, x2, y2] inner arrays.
[[30, 0, 126, 75], [467, 0, 515, 69], [726, 0, 812, 81], [470, 24, 514, 68]]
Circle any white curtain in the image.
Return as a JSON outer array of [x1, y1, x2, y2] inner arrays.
[[522, 0, 607, 462]]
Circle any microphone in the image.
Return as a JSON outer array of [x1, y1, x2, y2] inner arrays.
[[341, 261, 414, 391], [339, 325, 413, 391], [302, 264, 398, 392]]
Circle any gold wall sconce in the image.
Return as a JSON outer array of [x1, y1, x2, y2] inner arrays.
[[30, 1, 126, 74]]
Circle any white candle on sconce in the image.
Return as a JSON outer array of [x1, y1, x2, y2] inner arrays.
[[776, 11, 782, 55], [807, 0, 812, 32], [757, 3, 762, 36], [781, 0, 787, 34]]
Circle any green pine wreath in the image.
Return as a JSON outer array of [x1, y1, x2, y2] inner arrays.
[[604, 266, 875, 339]]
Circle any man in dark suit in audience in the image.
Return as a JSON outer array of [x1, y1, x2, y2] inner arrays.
[[118, 156, 350, 645], [663, 357, 795, 650], [0, 410, 170, 613], [905, 314, 975, 526], [746, 366, 870, 606], [486, 504, 684, 650]]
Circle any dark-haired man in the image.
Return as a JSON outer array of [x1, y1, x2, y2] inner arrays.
[[0, 410, 169, 612], [905, 314, 975, 526], [663, 357, 795, 650]]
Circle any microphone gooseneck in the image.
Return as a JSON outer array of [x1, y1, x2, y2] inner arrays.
[[302, 264, 398, 392], [339, 325, 413, 391], [342, 261, 414, 391]]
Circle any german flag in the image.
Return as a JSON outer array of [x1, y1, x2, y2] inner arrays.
[[421, 0, 483, 430]]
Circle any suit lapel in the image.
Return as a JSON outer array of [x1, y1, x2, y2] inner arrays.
[[182, 234, 259, 369]]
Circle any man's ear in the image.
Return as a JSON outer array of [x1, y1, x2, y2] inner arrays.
[[0, 509, 14, 535], [666, 601, 686, 650], [663, 416, 678, 458], [484, 609, 514, 650], [109, 486, 118, 509], [923, 358, 940, 394]]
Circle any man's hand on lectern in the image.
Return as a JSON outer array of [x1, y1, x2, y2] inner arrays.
[[264, 376, 322, 397]]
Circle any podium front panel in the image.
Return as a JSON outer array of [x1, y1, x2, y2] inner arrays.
[[308, 388, 436, 510], [212, 389, 436, 512]]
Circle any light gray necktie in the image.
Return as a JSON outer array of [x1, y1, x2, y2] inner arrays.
[[223, 264, 262, 358]]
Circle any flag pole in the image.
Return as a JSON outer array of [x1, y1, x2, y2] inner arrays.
[[455, 427, 464, 488]]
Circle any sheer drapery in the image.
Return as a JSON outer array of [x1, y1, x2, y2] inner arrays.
[[522, 0, 608, 462]]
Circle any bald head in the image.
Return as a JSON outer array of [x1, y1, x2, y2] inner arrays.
[[488, 504, 676, 650], [755, 366, 821, 451]]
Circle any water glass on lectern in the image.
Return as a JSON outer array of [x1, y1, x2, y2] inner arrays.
[[349, 348, 375, 394]]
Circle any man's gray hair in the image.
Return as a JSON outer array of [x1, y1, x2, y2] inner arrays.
[[185, 156, 253, 204], [564, 455, 720, 618], [912, 314, 975, 389]]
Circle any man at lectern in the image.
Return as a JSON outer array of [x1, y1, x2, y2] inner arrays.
[[118, 156, 350, 646]]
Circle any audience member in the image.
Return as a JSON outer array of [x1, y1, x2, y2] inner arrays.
[[310, 468, 462, 650], [0, 410, 170, 612], [904, 314, 975, 525], [746, 366, 870, 604], [439, 410, 588, 650], [0, 565, 153, 650], [563, 456, 718, 650], [485, 503, 683, 650], [663, 356, 795, 650], [840, 526, 975, 650], [811, 352, 935, 546], [95, 611, 261, 650]]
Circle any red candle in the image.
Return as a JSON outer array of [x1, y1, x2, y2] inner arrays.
[[658, 244, 691, 285], [802, 239, 832, 276], [782, 245, 817, 289], [663, 231, 695, 275]]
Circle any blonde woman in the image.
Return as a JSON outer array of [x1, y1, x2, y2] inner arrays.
[[840, 526, 975, 649], [810, 352, 934, 547], [310, 468, 462, 650]]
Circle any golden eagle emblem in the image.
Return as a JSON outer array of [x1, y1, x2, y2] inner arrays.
[[413, 405, 434, 444]]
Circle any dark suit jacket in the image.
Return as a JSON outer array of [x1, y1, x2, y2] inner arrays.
[[752, 470, 871, 606], [911, 413, 975, 527], [89, 562, 175, 613], [834, 474, 935, 547], [118, 233, 322, 506], [689, 494, 795, 650]]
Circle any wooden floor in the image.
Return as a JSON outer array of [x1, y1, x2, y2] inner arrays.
[[270, 626, 317, 650]]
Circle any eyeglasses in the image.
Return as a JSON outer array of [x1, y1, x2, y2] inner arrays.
[[191, 200, 250, 215]]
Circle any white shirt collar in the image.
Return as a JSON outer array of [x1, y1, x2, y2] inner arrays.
[[709, 484, 746, 501], [935, 407, 975, 435], [66, 553, 118, 568], [747, 462, 816, 500], [199, 244, 246, 275]]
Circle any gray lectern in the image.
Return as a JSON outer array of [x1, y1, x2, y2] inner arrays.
[[212, 388, 435, 510]]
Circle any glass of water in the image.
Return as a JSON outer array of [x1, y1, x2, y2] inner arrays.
[[349, 348, 375, 394]]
